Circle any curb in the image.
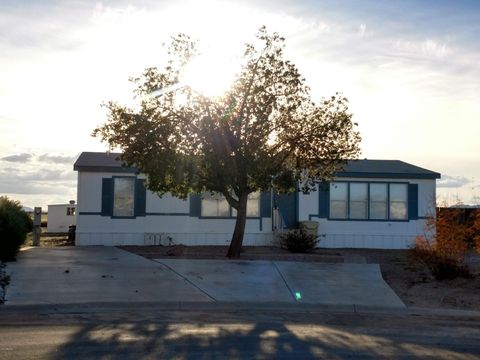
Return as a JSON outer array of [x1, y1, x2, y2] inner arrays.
[[2, 301, 480, 318]]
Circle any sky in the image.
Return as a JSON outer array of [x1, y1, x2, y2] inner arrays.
[[0, 0, 479, 209]]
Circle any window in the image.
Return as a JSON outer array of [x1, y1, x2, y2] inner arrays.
[[369, 183, 388, 220], [201, 191, 260, 217], [349, 183, 368, 219], [66, 207, 76, 216], [201, 193, 230, 217], [232, 192, 260, 217], [329, 182, 409, 221], [389, 183, 408, 220], [330, 183, 348, 219], [113, 177, 135, 217]]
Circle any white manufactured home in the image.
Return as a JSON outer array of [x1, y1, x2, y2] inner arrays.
[[47, 202, 77, 233], [74, 152, 440, 249]]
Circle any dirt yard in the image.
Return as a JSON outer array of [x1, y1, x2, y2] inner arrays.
[[121, 245, 480, 311]]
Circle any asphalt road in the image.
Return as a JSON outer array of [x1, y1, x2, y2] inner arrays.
[[1, 304, 479, 359]]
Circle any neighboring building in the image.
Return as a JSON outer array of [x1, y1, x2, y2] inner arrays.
[[47, 202, 77, 233], [73, 152, 440, 249]]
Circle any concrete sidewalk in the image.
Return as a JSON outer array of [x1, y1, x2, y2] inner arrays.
[[5, 247, 405, 309]]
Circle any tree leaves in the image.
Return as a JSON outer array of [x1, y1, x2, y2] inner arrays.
[[93, 28, 361, 203]]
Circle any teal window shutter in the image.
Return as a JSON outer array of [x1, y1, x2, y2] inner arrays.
[[189, 194, 201, 217], [260, 191, 272, 218], [408, 184, 418, 220], [101, 178, 114, 216], [318, 182, 330, 218], [135, 179, 146, 217]]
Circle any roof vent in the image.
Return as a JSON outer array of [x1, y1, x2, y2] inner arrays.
[[69, 200, 75, 204]]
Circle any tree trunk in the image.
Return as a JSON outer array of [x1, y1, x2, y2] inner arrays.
[[227, 193, 248, 258]]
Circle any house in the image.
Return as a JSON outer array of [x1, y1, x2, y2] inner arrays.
[[73, 152, 440, 249], [47, 202, 77, 233]]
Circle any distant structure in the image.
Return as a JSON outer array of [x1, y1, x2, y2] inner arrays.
[[22, 206, 34, 214], [47, 200, 77, 233]]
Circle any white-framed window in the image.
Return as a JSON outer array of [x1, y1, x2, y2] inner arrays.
[[113, 177, 135, 217], [201, 191, 260, 217], [330, 182, 348, 219], [349, 183, 368, 219], [369, 183, 388, 220], [201, 192, 230, 217], [389, 183, 408, 220], [329, 182, 409, 221], [231, 192, 260, 217], [66, 207, 76, 216]]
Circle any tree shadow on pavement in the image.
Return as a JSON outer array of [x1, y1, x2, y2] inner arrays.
[[49, 313, 478, 359]]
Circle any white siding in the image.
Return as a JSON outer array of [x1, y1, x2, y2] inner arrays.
[[298, 177, 436, 249], [76, 171, 436, 249], [76, 171, 273, 246], [47, 204, 76, 233]]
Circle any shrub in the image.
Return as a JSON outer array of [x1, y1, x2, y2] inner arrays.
[[409, 209, 477, 280], [0, 196, 31, 262], [279, 229, 319, 253], [410, 238, 472, 280]]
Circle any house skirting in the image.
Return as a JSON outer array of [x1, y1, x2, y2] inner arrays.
[[76, 231, 416, 249], [76, 232, 275, 246]]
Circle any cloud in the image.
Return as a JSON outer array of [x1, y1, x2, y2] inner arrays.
[[393, 39, 451, 59], [437, 175, 472, 188], [1, 153, 32, 162], [38, 153, 77, 164], [0, 154, 77, 206], [358, 23, 367, 38]]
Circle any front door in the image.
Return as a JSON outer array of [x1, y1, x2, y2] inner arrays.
[[274, 193, 297, 229]]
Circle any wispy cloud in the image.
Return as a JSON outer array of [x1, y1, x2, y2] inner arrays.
[[437, 175, 472, 188], [1, 153, 32, 162], [38, 154, 77, 164], [393, 38, 451, 59]]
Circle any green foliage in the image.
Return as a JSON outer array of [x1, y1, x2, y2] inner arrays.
[[0, 196, 31, 262], [279, 229, 319, 253], [93, 27, 361, 256]]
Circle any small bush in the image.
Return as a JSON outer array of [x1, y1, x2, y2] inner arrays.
[[0, 196, 31, 262], [279, 229, 319, 253]]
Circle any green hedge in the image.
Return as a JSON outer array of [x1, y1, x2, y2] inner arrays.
[[0, 196, 32, 262]]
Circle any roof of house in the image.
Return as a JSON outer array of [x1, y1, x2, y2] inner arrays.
[[73, 152, 441, 179], [73, 152, 138, 173], [335, 159, 441, 179]]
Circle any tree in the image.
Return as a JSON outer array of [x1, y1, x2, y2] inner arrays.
[[93, 27, 361, 258]]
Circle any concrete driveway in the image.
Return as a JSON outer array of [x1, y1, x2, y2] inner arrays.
[[5, 247, 211, 305], [5, 247, 405, 308]]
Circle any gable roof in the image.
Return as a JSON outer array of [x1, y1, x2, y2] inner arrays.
[[73, 152, 138, 173], [337, 159, 441, 179], [73, 152, 441, 179]]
